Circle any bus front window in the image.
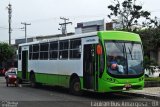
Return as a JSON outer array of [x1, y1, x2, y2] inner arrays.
[[125, 43, 143, 75], [106, 42, 127, 75], [105, 41, 143, 76]]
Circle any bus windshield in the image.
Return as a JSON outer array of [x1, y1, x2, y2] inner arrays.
[[105, 41, 143, 76]]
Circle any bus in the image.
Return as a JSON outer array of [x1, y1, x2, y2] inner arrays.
[[17, 31, 144, 94]]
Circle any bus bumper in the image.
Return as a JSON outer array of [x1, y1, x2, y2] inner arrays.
[[98, 79, 144, 92]]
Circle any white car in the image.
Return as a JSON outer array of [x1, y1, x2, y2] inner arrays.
[[145, 66, 160, 77], [5, 68, 17, 77]]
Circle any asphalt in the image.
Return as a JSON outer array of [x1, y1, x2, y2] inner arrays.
[[0, 76, 159, 107], [124, 87, 160, 100]]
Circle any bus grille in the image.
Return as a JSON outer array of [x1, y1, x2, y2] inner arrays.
[[110, 85, 142, 90]]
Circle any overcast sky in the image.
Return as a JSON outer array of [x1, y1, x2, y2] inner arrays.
[[0, 0, 160, 44]]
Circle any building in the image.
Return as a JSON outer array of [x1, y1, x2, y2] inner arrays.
[[75, 19, 118, 34]]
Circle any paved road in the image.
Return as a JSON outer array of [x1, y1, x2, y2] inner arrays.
[[0, 77, 159, 107]]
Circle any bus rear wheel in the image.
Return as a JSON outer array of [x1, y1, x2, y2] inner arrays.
[[70, 78, 81, 95], [30, 74, 36, 88]]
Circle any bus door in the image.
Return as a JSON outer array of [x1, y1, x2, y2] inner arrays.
[[83, 44, 98, 90], [82, 37, 99, 90], [21, 46, 29, 80], [83, 44, 95, 89]]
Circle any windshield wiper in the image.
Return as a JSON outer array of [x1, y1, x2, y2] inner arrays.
[[128, 47, 133, 60]]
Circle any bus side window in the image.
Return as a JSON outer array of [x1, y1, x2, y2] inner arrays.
[[32, 44, 39, 60], [59, 40, 69, 59], [69, 39, 81, 59], [49, 41, 58, 59], [40, 43, 49, 60]]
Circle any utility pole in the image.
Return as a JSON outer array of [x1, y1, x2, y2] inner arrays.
[[21, 22, 31, 43], [7, 3, 12, 45], [59, 17, 72, 36]]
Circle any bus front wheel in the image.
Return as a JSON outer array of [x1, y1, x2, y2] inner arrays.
[[70, 78, 81, 95]]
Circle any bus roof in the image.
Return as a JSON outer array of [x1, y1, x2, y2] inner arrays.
[[19, 31, 97, 46], [98, 31, 141, 42], [19, 31, 141, 46]]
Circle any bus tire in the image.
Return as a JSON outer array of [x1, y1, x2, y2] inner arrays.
[[30, 73, 36, 88], [70, 78, 82, 95]]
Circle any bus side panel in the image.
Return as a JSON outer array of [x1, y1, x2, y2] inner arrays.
[[28, 60, 83, 87], [17, 60, 22, 78], [31, 73, 71, 87]]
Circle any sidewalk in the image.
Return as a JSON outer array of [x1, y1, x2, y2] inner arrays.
[[125, 87, 160, 100]]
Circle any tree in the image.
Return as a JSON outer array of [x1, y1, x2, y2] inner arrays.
[[143, 56, 157, 69], [137, 27, 160, 52], [143, 16, 160, 28], [0, 42, 15, 63], [108, 0, 151, 31]]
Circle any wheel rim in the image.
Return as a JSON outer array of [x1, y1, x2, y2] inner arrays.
[[74, 82, 80, 92], [30, 75, 35, 87]]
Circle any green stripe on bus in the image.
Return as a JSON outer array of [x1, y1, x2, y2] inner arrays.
[[17, 71, 83, 88]]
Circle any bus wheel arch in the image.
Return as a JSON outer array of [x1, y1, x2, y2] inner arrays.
[[29, 70, 35, 80], [69, 73, 82, 95]]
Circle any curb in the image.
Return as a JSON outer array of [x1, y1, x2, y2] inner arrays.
[[123, 92, 160, 100]]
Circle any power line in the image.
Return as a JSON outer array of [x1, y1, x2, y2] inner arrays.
[[0, 27, 25, 31], [0, 27, 23, 29], [11, 14, 105, 24], [0, 27, 8, 29], [21, 15, 105, 23], [58, 17, 72, 36], [1, 14, 106, 28], [7, 3, 12, 45], [21, 22, 31, 43], [0, 27, 9, 30]]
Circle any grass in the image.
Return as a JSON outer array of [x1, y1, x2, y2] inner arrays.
[[145, 77, 160, 82]]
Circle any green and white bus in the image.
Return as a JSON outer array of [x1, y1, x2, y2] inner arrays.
[[17, 31, 144, 94]]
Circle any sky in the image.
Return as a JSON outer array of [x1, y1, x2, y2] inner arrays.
[[0, 0, 160, 44]]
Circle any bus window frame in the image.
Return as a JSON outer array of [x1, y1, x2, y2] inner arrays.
[[49, 41, 59, 60], [69, 39, 81, 59], [32, 44, 40, 60], [39, 43, 49, 60], [59, 40, 69, 60]]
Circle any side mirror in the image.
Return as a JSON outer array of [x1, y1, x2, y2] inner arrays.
[[96, 44, 102, 55]]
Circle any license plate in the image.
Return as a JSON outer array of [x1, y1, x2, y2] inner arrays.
[[123, 87, 127, 90], [124, 84, 131, 88], [123, 84, 131, 90]]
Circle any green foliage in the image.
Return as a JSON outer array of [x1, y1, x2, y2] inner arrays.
[[143, 56, 157, 69], [145, 77, 160, 82], [143, 56, 150, 69], [0, 42, 15, 62], [108, 0, 151, 31], [137, 27, 160, 53]]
